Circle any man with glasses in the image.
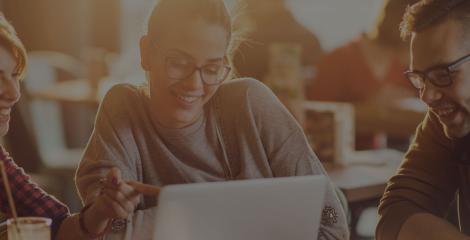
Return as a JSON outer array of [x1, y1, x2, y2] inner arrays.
[[377, 0, 470, 239]]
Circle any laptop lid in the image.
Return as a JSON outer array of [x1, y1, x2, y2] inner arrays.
[[153, 175, 327, 240]]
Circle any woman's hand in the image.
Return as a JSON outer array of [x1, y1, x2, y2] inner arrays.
[[83, 168, 161, 235], [94, 168, 141, 219], [56, 168, 161, 240]]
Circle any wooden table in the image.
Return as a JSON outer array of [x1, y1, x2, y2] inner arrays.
[[325, 149, 403, 239]]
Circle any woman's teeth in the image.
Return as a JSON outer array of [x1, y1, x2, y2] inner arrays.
[[176, 94, 199, 103]]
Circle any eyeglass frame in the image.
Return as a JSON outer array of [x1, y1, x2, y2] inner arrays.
[[404, 53, 470, 90], [152, 43, 232, 86]]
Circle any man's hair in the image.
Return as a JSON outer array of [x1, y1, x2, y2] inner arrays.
[[400, 0, 470, 40], [371, 0, 420, 47]]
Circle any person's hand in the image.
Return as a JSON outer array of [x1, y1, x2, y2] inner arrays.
[[83, 168, 161, 235], [94, 168, 141, 219], [58, 169, 161, 240]]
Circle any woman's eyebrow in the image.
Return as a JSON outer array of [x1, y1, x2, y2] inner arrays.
[[206, 57, 224, 63], [165, 48, 192, 59], [165, 48, 224, 63]]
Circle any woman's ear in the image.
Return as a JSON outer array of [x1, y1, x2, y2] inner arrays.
[[140, 35, 151, 71]]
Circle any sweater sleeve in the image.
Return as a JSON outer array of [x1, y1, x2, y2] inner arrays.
[[75, 85, 152, 239], [244, 79, 350, 240], [376, 112, 459, 240], [75, 86, 138, 205]]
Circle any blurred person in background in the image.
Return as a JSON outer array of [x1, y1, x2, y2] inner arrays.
[[0, 12, 157, 239], [233, 0, 323, 83], [377, 0, 470, 239], [76, 0, 349, 239], [307, 0, 421, 150]]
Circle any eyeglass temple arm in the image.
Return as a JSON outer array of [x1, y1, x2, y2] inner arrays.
[[449, 54, 470, 71]]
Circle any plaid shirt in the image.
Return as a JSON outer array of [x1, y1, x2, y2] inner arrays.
[[0, 146, 70, 238]]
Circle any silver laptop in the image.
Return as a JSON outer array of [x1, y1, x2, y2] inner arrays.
[[153, 175, 327, 240]]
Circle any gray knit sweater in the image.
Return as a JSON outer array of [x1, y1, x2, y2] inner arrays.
[[75, 78, 349, 239]]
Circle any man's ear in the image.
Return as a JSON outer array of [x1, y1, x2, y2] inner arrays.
[[140, 35, 151, 71]]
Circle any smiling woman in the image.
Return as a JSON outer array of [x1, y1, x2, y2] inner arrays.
[[0, 13, 25, 137], [141, 18, 231, 128], [76, 0, 350, 239], [0, 42, 20, 136], [0, 12, 162, 240], [0, 13, 71, 239]]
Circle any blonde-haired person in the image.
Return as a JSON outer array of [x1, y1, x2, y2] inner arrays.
[[0, 13, 159, 240], [76, 0, 349, 239]]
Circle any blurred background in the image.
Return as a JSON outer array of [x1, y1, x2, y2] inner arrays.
[[0, 0, 428, 239]]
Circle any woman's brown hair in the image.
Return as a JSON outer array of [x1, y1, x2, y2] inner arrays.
[[0, 13, 27, 80]]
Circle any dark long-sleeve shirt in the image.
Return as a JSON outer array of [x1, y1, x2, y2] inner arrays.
[[377, 112, 470, 239]]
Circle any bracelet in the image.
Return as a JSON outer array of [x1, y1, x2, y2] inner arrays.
[[79, 203, 108, 239]]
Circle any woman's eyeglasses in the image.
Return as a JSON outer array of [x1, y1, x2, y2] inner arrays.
[[153, 43, 231, 85], [165, 56, 231, 85]]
